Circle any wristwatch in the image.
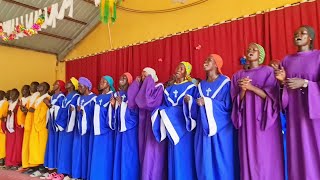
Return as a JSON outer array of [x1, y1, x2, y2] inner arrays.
[[302, 79, 309, 88]]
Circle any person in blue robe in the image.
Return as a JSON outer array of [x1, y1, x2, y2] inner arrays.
[[152, 61, 197, 180], [113, 72, 140, 180], [194, 54, 239, 180], [43, 80, 66, 177], [71, 77, 96, 179], [56, 77, 79, 178], [89, 75, 116, 180]]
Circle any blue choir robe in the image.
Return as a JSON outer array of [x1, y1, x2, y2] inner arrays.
[[89, 91, 115, 180], [44, 93, 65, 169], [56, 92, 79, 175], [113, 90, 140, 180], [280, 112, 288, 180], [194, 75, 239, 180], [152, 81, 197, 180], [72, 92, 96, 179]]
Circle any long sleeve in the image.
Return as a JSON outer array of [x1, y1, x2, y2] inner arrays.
[[307, 81, 320, 119], [231, 74, 243, 129], [127, 81, 140, 109], [259, 71, 279, 130], [34, 102, 49, 132], [135, 76, 164, 111], [199, 82, 232, 136]]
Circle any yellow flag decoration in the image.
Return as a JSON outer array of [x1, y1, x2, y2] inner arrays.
[[100, 0, 122, 23]]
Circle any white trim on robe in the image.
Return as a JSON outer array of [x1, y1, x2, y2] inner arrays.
[[6, 100, 18, 133], [164, 84, 195, 106], [183, 95, 196, 131], [160, 109, 180, 145], [198, 77, 230, 136], [80, 93, 96, 135], [151, 109, 167, 141]]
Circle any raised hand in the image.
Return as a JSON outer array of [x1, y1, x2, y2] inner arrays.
[[184, 95, 190, 103], [196, 97, 205, 106], [274, 66, 286, 82]]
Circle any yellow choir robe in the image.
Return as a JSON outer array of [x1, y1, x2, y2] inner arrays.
[[17, 96, 30, 127], [0, 100, 9, 159], [22, 92, 40, 168], [29, 93, 50, 165]]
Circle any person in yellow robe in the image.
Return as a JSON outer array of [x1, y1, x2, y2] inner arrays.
[[16, 85, 31, 172], [29, 82, 50, 177], [21, 82, 40, 174], [17, 85, 31, 127], [0, 90, 9, 167]]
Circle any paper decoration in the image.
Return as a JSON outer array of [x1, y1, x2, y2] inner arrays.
[[0, 0, 73, 41], [95, 0, 124, 23], [0, 14, 45, 41]]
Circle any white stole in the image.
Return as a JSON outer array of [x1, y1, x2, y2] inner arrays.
[[48, 94, 65, 131], [79, 93, 96, 135], [198, 77, 230, 136], [6, 100, 18, 133]]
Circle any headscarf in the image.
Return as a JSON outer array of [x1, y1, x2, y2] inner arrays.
[[103, 76, 115, 92], [301, 25, 315, 49], [143, 67, 159, 82], [210, 54, 223, 74], [56, 80, 66, 94], [70, 77, 79, 90], [79, 77, 92, 91], [123, 72, 133, 84], [252, 43, 265, 64], [180, 61, 193, 81]]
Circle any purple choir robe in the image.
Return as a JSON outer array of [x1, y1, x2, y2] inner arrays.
[[231, 66, 284, 180], [281, 50, 320, 180], [128, 75, 168, 180]]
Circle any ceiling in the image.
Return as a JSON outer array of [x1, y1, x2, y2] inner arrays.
[[0, 0, 204, 61], [0, 0, 100, 61]]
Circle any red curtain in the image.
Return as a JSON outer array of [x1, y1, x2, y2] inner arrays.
[[66, 1, 320, 90]]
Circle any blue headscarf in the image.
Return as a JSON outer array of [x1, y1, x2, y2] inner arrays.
[[103, 76, 115, 92]]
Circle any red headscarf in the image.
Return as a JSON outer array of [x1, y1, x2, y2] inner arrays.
[[57, 80, 66, 94], [123, 72, 133, 84]]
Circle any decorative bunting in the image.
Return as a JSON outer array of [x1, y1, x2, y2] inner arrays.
[[0, 14, 45, 41]]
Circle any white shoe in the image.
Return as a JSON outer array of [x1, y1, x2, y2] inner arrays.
[[63, 176, 71, 180], [30, 170, 42, 177], [39, 172, 50, 179]]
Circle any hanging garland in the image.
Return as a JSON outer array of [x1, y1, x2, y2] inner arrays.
[[96, 0, 124, 23], [0, 14, 45, 41]]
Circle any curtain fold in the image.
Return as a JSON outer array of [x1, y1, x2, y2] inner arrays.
[[66, 1, 319, 89]]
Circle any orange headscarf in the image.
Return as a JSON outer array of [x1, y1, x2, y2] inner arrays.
[[210, 54, 223, 74]]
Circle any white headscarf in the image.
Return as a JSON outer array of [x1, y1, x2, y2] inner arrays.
[[143, 67, 159, 82]]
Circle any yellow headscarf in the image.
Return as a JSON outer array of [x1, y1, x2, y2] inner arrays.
[[180, 61, 192, 82], [70, 77, 79, 90]]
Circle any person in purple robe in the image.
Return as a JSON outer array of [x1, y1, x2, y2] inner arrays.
[[273, 25, 320, 180], [127, 67, 167, 180], [231, 43, 284, 180]]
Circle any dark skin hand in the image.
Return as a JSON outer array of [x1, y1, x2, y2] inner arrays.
[[29, 107, 35, 113], [196, 97, 205, 106], [43, 98, 51, 108]]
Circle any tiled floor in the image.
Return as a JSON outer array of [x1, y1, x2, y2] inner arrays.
[[0, 169, 35, 180]]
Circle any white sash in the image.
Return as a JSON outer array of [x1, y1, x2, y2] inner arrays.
[[65, 93, 80, 132], [79, 93, 96, 135], [6, 100, 18, 133], [198, 77, 230, 136]]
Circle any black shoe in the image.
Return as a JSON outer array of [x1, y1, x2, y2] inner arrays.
[[23, 168, 36, 174], [0, 159, 4, 166], [10, 166, 18, 171]]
